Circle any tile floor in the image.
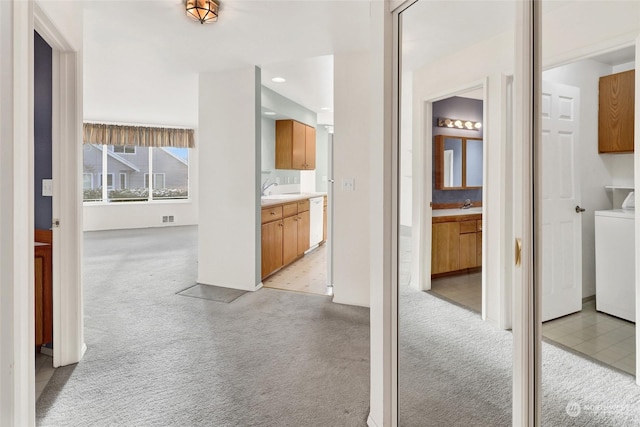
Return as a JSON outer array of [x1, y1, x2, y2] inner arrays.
[[426, 270, 636, 376], [429, 272, 482, 313], [262, 243, 332, 296], [35, 352, 55, 402], [543, 300, 636, 376]]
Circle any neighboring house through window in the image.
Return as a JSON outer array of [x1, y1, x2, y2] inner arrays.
[[83, 173, 93, 190], [113, 145, 135, 154]]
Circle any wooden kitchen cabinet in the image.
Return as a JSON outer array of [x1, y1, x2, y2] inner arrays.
[[282, 215, 298, 265], [322, 196, 327, 243], [432, 214, 482, 277], [599, 70, 635, 153], [261, 197, 315, 280], [275, 119, 316, 170], [261, 220, 283, 278]]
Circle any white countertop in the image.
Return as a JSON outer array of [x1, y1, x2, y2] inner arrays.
[[261, 192, 327, 207], [432, 207, 482, 217]]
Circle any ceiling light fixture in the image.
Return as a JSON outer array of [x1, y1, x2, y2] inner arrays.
[[264, 111, 276, 116], [186, 0, 219, 24], [437, 117, 481, 131], [271, 77, 286, 83]]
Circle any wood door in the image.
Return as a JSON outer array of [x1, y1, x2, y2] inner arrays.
[[292, 121, 306, 169], [598, 70, 634, 153], [297, 210, 310, 256], [540, 81, 582, 322], [431, 221, 460, 274], [282, 215, 299, 265], [261, 220, 283, 278], [459, 232, 477, 270], [305, 125, 316, 169]]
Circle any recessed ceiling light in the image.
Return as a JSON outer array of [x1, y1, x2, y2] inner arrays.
[[264, 111, 276, 116], [271, 77, 286, 83], [321, 107, 333, 112]]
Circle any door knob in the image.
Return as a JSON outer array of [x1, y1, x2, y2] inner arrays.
[[575, 205, 586, 213]]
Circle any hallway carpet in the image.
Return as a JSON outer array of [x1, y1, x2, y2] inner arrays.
[[399, 285, 640, 426], [36, 226, 370, 426]]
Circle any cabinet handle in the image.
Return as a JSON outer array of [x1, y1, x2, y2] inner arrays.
[[278, 223, 283, 227], [270, 211, 276, 215]]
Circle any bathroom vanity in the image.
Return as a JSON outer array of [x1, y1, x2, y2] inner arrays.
[[432, 209, 482, 277]]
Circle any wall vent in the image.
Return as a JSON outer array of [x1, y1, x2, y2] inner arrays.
[[162, 215, 175, 223]]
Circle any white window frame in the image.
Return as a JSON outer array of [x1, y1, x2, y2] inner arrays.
[[84, 145, 190, 203], [119, 172, 127, 190], [112, 145, 135, 154], [99, 173, 114, 190]]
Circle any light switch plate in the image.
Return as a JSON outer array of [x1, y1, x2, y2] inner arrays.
[[342, 178, 355, 191], [42, 179, 53, 197]]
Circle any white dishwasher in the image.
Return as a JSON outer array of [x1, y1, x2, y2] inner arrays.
[[309, 196, 324, 249], [594, 209, 635, 322]]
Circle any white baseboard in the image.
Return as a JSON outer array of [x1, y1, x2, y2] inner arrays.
[[367, 415, 381, 427]]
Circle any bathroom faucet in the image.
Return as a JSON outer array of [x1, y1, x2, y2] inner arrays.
[[460, 199, 472, 209], [261, 179, 278, 196]]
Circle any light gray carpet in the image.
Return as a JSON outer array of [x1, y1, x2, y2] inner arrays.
[[177, 283, 247, 303], [36, 226, 370, 427], [399, 285, 640, 426]]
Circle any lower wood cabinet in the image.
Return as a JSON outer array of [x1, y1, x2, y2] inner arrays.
[[261, 198, 315, 279], [432, 214, 482, 277], [261, 220, 283, 278]]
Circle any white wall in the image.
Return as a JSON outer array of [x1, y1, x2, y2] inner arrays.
[[197, 66, 261, 292], [400, 71, 412, 227], [333, 51, 371, 307], [542, 59, 635, 298], [315, 125, 330, 193]]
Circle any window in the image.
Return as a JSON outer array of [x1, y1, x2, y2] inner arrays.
[[100, 173, 114, 189], [83, 146, 189, 203], [83, 173, 93, 190], [113, 145, 135, 154], [144, 173, 166, 189]]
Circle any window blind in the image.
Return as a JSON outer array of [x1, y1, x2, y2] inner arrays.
[[83, 122, 195, 148]]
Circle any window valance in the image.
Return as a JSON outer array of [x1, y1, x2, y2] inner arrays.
[[83, 122, 195, 148]]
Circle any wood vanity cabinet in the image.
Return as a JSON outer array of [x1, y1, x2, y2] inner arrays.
[[432, 214, 482, 277], [599, 69, 635, 153], [275, 119, 316, 170], [261, 198, 313, 279]]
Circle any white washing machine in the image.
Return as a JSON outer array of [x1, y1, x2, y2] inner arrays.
[[594, 209, 635, 322]]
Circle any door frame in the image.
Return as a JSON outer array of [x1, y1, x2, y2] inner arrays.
[[34, 2, 85, 369], [413, 80, 487, 320]]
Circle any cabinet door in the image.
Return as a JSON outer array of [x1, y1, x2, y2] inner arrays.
[[282, 216, 299, 265], [261, 221, 283, 278], [292, 121, 307, 169], [459, 232, 478, 270], [304, 125, 316, 169], [431, 222, 460, 274], [297, 210, 310, 256], [599, 70, 635, 153]]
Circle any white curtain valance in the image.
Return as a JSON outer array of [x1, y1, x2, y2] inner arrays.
[[83, 122, 195, 148]]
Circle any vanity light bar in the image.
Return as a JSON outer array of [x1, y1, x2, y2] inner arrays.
[[437, 117, 482, 130]]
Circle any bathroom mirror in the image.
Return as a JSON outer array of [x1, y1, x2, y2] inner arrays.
[[435, 135, 483, 189]]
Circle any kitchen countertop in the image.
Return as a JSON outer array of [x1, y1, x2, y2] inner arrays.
[[261, 192, 327, 207], [432, 207, 482, 217]]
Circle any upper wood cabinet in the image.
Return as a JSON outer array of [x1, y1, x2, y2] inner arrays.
[[275, 119, 316, 170], [599, 70, 635, 153]]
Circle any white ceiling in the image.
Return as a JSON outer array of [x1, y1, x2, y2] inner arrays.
[[83, 0, 370, 123]]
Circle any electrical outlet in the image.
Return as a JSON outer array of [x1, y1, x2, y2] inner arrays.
[[342, 178, 355, 191]]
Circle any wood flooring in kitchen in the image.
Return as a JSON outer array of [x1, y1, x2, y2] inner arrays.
[[262, 243, 332, 296]]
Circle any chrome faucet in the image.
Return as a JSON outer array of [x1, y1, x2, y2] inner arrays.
[[261, 179, 278, 196], [460, 199, 472, 209]]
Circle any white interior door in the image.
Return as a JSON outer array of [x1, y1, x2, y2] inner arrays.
[[540, 81, 582, 322]]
